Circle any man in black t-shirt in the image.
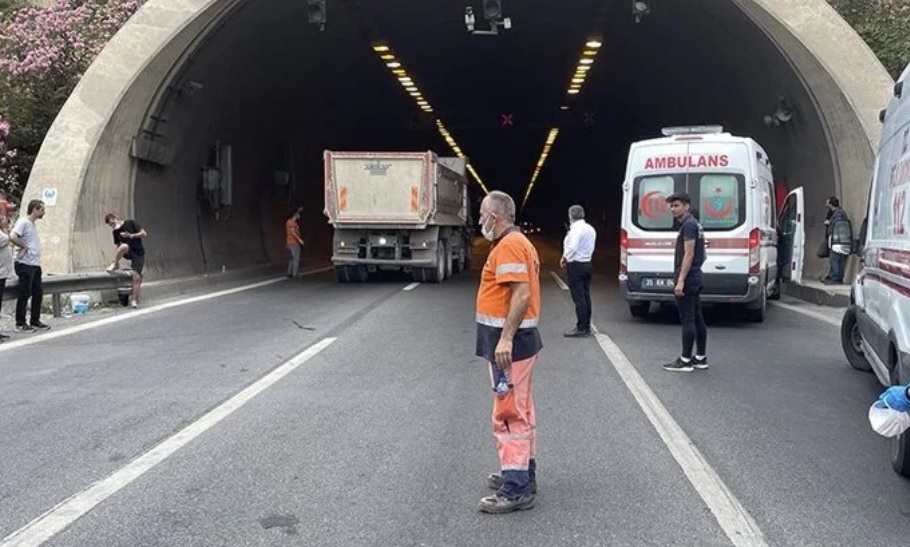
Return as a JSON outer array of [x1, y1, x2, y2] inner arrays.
[[662, 193, 708, 373], [104, 213, 147, 308]]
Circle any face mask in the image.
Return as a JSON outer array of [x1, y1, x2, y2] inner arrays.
[[868, 402, 910, 437], [481, 214, 496, 241]]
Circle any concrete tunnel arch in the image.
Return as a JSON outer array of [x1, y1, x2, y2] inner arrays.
[[21, 0, 894, 279]]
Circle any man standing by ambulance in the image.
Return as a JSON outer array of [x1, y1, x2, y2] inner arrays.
[[474, 190, 542, 514]]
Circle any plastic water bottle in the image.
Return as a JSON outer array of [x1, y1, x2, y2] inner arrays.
[[494, 369, 510, 397]]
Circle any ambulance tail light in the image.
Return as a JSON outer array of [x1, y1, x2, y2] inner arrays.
[[620, 229, 628, 274], [748, 228, 761, 274]]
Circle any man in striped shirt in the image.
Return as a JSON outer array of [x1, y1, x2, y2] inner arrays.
[[474, 190, 543, 514]]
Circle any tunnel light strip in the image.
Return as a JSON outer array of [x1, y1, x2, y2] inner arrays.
[[520, 38, 602, 210], [521, 128, 560, 208], [436, 119, 490, 194], [372, 42, 489, 194]]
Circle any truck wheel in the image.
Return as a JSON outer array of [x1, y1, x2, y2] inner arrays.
[[335, 266, 349, 283], [629, 302, 650, 318], [443, 241, 453, 279], [355, 266, 369, 283], [426, 245, 445, 283], [841, 306, 872, 372]]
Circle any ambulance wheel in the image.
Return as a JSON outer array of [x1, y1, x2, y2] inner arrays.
[[889, 349, 910, 477], [335, 266, 350, 283], [841, 306, 871, 372], [629, 302, 650, 318], [768, 278, 782, 301], [745, 287, 767, 323]]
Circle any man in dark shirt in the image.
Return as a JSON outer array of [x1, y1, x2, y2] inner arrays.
[[663, 193, 708, 372], [104, 213, 147, 308]]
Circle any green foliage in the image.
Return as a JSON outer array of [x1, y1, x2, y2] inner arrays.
[[828, 0, 910, 79]]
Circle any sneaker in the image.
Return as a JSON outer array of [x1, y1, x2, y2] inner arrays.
[[487, 474, 538, 494], [478, 492, 535, 514], [105, 263, 119, 274], [30, 321, 51, 330], [130, 300, 138, 309], [15, 324, 35, 333], [563, 328, 591, 338], [693, 356, 709, 370], [662, 357, 694, 372]]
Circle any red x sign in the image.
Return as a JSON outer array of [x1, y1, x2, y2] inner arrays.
[[501, 114, 514, 127]]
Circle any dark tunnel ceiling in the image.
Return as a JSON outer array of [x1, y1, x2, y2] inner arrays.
[[207, 0, 816, 226]]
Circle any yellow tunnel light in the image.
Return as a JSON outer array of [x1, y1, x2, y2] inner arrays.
[[586, 40, 602, 48], [568, 89, 580, 94], [405, 86, 417, 91], [583, 50, 598, 56], [577, 65, 591, 71], [386, 61, 402, 68], [380, 54, 395, 60], [373, 44, 390, 52], [579, 58, 594, 65], [572, 78, 584, 84], [393, 70, 407, 76]]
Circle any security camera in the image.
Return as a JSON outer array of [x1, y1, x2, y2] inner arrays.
[[465, 7, 475, 32]]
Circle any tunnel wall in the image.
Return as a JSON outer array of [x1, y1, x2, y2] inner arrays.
[[20, 0, 895, 281]]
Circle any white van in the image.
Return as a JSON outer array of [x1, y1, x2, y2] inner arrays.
[[841, 62, 910, 476], [619, 126, 805, 322]]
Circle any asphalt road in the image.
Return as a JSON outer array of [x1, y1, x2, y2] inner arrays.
[[0, 237, 907, 547]]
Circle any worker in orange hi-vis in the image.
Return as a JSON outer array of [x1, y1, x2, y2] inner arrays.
[[474, 190, 543, 514]]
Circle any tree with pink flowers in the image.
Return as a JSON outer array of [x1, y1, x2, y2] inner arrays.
[[0, 0, 143, 202]]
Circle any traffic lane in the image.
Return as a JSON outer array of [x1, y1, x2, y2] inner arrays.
[[46, 274, 729, 547], [0, 275, 404, 539], [586, 274, 910, 547]]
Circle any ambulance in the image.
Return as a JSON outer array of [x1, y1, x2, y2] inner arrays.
[[840, 61, 910, 477], [619, 126, 805, 322]]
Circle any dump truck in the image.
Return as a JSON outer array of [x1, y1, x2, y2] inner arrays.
[[323, 150, 473, 283]]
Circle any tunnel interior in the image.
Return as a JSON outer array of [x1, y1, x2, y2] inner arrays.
[[122, 0, 839, 278]]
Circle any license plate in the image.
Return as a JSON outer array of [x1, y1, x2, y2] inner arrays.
[[642, 278, 674, 289]]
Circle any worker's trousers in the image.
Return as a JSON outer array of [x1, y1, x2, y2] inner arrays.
[[490, 354, 537, 498]]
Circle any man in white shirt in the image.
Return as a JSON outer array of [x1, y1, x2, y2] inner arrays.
[[9, 199, 50, 332], [560, 205, 597, 337]]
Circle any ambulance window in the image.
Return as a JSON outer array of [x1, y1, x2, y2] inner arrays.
[[695, 174, 746, 230], [632, 175, 677, 230]]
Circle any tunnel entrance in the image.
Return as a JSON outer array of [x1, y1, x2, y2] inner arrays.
[[23, 0, 892, 279]]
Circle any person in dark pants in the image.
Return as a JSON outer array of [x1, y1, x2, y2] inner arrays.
[[823, 197, 850, 284], [9, 199, 49, 332], [662, 193, 707, 372], [0, 215, 12, 341], [104, 213, 148, 308], [559, 205, 597, 337]]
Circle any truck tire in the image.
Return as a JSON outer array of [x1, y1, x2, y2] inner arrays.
[[629, 302, 650, 318], [841, 306, 872, 372], [426, 245, 445, 283], [443, 241, 453, 279], [335, 266, 349, 283], [354, 266, 369, 283]]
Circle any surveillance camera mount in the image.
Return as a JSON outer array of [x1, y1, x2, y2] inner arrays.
[[466, 5, 511, 35]]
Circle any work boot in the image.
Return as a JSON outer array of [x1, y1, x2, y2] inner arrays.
[[478, 492, 535, 514], [487, 473, 538, 494]]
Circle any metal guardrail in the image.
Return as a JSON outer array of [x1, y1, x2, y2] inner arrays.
[[2, 272, 132, 317]]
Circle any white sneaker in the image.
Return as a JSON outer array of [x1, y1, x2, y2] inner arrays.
[[106, 263, 118, 273], [130, 300, 138, 309]]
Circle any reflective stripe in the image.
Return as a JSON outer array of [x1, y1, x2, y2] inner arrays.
[[495, 433, 531, 442], [496, 263, 528, 275], [501, 465, 529, 471], [476, 314, 539, 329]]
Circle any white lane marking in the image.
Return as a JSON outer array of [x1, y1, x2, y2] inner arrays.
[[0, 267, 334, 354], [0, 337, 337, 547], [592, 325, 769, 547], [403, 282, 421, 291], [770, 301, 841, 327], [549, 270, 569, 290]]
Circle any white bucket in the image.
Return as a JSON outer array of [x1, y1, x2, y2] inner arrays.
[[70, 293, 91, 314]]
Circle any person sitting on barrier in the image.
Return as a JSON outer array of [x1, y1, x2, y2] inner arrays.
[[0, 215, 12, 341], [104, 213, 147, 309]]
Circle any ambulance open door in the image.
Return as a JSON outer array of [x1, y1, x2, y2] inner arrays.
[[777, 187, 805, 285]]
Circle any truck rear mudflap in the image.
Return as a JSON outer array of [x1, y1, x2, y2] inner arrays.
[[621, 272, 761, 304]]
